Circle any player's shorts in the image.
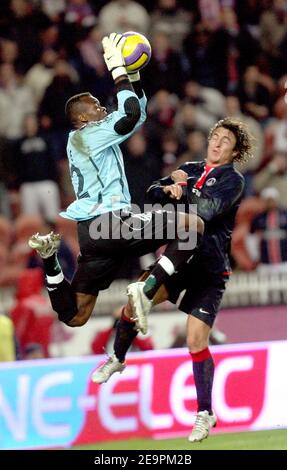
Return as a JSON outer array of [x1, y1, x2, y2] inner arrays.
[[72, 209, 183, 296], [164, 257, 229, 328]]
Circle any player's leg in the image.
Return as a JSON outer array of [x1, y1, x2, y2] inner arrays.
[[187, 315, 217, 442], [127, 211, 204, 333], [28, 232, 97, 326], [92, 273, 168, 384]]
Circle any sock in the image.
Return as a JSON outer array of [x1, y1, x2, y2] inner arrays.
[[42, 253, 61, 277], [46, 270, 78, 325], [190, 348, 214, 414], [143, 261, 172, 299], [144, 231, 202, 300], [114, 307, 138, 362]]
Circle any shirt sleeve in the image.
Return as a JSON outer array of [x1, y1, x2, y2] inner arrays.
[[83, 89, 146, 153]]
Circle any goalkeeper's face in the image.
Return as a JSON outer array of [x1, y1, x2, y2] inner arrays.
[[207, 127, 237, 166], [79, 95, 107, 123]]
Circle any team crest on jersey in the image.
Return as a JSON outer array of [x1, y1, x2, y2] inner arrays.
[[206, 177, 216, 186]]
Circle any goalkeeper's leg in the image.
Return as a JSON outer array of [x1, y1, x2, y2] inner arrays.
[[29, 232, 97, 326]]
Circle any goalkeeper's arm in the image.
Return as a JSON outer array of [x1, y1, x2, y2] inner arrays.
[[127, 71, 144, 99]]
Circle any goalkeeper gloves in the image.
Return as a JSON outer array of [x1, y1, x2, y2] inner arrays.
[[102, 33, 126, 80]]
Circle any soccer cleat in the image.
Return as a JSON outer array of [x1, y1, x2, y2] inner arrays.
[[126, 281, 152, 335], [91, 354, 126, 384], [28, 231, 61, 259], [188, 410, 217, 443]]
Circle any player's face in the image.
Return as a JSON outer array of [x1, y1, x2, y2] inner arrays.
[[207, 127, 237, 166], [81, 95, 107, 122]]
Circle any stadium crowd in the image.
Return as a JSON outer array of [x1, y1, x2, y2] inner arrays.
[[1, 0, 287, 358]]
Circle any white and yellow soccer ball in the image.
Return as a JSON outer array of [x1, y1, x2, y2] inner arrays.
[[122, 31, 152, 72]]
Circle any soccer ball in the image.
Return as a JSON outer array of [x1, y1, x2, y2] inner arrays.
[[122, 31, 152, 72]]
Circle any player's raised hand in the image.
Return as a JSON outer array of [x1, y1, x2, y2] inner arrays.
[[163, 184, 183, 200], [102, 32, 127, 80]]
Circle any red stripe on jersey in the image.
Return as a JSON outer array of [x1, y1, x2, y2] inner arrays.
[[194, 165, 215, 189]]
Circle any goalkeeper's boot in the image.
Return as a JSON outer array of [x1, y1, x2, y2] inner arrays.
[[126, 281, 152, 335], [188, 410, 217, 442], [92, 354, 126, 384], [28, 231, 61, 259]]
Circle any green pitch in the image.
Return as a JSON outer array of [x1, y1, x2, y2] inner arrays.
[[73, 428, 287, 450]]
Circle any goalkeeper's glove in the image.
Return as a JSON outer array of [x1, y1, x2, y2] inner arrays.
[[102, 33, 126, 80], [127, 71, 140, 82]]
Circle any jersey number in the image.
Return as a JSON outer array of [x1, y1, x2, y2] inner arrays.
[[71, 163, 90, 199]]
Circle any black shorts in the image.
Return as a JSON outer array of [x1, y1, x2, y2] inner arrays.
[[164, 257, 229, 328], [72, 209, 179, 296]]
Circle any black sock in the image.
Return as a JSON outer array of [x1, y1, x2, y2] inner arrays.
[[191, 348, 214, 413], [143, 231, 202, 300], [114, 309, 138, 362], [43, 253, 61, 277], [46, 277, 78, 324]]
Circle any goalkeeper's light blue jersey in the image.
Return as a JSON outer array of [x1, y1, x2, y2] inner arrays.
[[60, 89, 147, 221]]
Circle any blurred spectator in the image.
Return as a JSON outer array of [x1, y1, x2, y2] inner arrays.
[[146, 89, 179, 148], [225, 94, 263, 195], [14, 113, 60, 222], [150, 0, 192, 51], [5, 0, 47, 72], [176, 130, 207, 166], [0, 136, 14, 218], [0, 37, 19, 68], [210, 6, 260, 94], [260, 0, 287, 76], [10, 268, 55, 357], [23, 342, 45, 360], [253, 152, 287, 206], [264, 96, 287, 158], [0, 63, 36, 140], [98, 0, 150, 35], [40, 0, 66, 22], [238, 65, 274, 123], [0, 313, 17, 361], [91, 306, 154, 355], [38, 58, 80, 160], [76, 24, 112, 103], [246, 187, 287, 271], [64, 0, 97, 28], [182, 80, 225, 126], [174, 102, 208, 145], [142, 31, 187, 96], [25, 48, 58, 105], [159, 130, 182, 176], [183, 23, 218, 90]]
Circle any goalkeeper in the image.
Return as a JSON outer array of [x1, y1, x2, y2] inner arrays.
[[28, 34, 204, 343]]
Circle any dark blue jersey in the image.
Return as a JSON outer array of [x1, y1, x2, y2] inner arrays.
[[147, 161, 245, 274]]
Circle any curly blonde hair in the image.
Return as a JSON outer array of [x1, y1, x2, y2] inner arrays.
[[208, 117, 254, 163]]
